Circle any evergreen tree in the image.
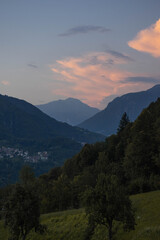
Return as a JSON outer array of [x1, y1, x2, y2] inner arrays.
[[117, 112, 130, 133]]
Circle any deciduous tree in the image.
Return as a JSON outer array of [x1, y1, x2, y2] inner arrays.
[[4, 167, 46, 240], [83, 174, 135, 240]]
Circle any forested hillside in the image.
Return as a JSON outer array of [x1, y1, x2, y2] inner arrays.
[[1, 97, 160, 240], [35, 98, 160, 213]]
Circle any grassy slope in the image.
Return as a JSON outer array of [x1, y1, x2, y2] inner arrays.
[[1, 191, 160, 240]]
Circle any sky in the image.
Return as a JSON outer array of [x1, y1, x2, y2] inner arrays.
[[1, 0, 160, 109]]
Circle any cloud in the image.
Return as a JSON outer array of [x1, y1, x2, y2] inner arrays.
[[107, 50, 134, 62], [124, 76, 160, 84], [59, 25, 110, 37], [50, 51, 143, 108], [50, 51, 159, 108], [128, 19, 160, 57], [27, 63, 38, 69], [1, 81, 10, 86]]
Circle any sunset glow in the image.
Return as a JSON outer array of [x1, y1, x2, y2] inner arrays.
[[1, 1, 160, 108], [128, 19, 160, 57], [51, 52, 156, 108]]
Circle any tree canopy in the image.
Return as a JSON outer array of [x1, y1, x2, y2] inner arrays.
[[83, 174, 135, 240], [3, 167, 46, 240]]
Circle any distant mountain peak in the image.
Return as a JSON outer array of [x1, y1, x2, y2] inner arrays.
[[65, 97, 80, 101], [37, 98, 100, 126]]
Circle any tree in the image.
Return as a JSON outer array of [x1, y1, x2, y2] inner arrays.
[[83, 174, 135, 240], [3, 167, 46, 240], [117, 112, 130, 133], [19, 165, 35, 187], [53, 174, 72, 211]]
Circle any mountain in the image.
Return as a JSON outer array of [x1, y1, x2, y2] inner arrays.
[[78, 84, 160, 136], [36, 98, 100, 126], [0, 94, 105, 186], [0, 94, 104, 144]]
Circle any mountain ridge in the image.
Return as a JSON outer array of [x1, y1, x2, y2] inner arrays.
[[78, 84, 160, 135], [0, 94, 105, 144], [0, 94, 105, 185], [36, 98, 100, 126]]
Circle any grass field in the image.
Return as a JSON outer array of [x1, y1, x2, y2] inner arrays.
[[1, 190, 160, 240]]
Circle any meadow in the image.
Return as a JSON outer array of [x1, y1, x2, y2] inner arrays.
[[1, 190, 160, 240]]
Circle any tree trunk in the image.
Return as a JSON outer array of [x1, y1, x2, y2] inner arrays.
[[21, 227, 27, 240], [22, 230, 27, 240], [22, 234, 26, 240], [108, 221, 113, 240]]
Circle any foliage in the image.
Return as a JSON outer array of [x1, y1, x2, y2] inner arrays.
[[3, 167, 46, 240], [4, 184, 40, 240], [1, 96, 160, 224], [117, 112, 130, 133], [23, 99, 160, 214], [1, 190, 160, 240], [19, 165, 35, 186], [83, 174, 135, 240], [0, 157, 24, 186], [0, 139, 82, 187]]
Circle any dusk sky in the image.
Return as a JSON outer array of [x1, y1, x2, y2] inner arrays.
[[1, 0, 160, 109]]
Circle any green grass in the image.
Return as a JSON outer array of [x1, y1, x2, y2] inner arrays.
[[1, 191, 160, 240]]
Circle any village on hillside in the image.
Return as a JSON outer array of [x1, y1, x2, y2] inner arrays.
[[0, 146, 48, 163]]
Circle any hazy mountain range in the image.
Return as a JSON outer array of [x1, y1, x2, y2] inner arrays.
[[0, 94, 105, 185], [1, 84, 160, 185], [37, 98, 100, 126], [78, 84, 160, 135], [0, 94, 105, 145]]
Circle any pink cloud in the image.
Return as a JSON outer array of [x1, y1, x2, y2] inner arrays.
[[128, 19, 160, 57], [1, 81, 10, 86], [50, 52, 157, 108]]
